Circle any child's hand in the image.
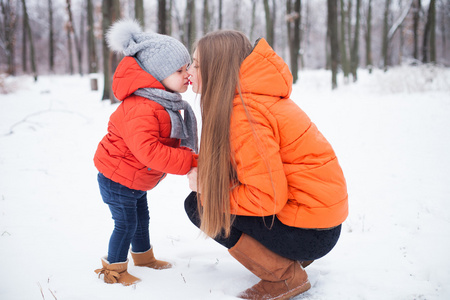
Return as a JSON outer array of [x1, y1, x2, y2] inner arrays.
[[192, 154, 198, 167], [187, 167, 198, 192]]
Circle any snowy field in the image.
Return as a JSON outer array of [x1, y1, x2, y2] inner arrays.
[[1, 66, 449, 300]]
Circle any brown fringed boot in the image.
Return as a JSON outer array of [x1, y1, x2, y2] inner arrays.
[[94, 257, 140, 286], [131, 247, 173, 270], [229, 234, 311, 300]]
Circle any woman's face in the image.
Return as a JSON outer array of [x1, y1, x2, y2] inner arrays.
[[188, 49, 202, 94]]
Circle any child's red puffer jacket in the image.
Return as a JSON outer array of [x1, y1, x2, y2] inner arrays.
[[94, 56, 194, 191]]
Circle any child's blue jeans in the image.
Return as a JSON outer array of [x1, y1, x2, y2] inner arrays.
[[97, 173, 151, 263]]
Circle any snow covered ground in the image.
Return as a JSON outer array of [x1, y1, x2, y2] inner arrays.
[[1, 66, 449, 300]]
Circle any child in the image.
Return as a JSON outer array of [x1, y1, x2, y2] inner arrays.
[[94, 19, 198, 286]]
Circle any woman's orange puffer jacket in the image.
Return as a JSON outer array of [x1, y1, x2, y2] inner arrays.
[[229, 39, 348, 229], [94, 56, 193, 191]]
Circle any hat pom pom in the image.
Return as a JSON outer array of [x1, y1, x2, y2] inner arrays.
[[106, 19, 142, 53]]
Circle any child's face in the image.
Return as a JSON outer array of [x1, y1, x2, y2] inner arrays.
[[187, 49, 201, 94], [161, 64, 190, 93]]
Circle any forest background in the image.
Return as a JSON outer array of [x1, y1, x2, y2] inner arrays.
[[1, 0, 449, 96], [1, 1, 450, 299]]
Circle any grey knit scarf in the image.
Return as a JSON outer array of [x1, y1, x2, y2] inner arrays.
[[134, 88, 198, 153]]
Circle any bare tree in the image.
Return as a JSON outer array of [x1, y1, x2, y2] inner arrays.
[[66, 21, 74, 74], [365, 0, 373, 73], [398, 0, 405, 64], [66, 0, 83, 75], [350, 0, 361, 81], [22, 1, 27, 72], [263, 0, 275, 47], [218, 0, 223, 29], [102, 0, 121, 102], [0, 0, 17, 75], [48, 0, 54, 73], [185, 0, 196, 53], [328, 0, 339, 89], [21, 0, 37, 81], [340, 0, 350, 81], [249, 0, 257, 41], [203, 0, 210, 34], [429, 0, 436, 63], [286, 0, 302, 83], [87, 0, 98, 74], [158, 0, 166, 34], [438, 0, 447, 61], [135, 0, 144, 27], [422, 0, 436, 63], [167, 0, 173, 35], [232, 0, 241, 31], [387, 0, 414, 41], [412, 0, 421, 61], [382, 0, 391, 71], [347, 0, 353, 61]]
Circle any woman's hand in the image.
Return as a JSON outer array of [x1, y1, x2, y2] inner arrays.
[[187, 167, 198, 192]]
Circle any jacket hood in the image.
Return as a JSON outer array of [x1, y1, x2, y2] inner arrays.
[[112, 56, 165, 101], [239, 38, 293, 98]]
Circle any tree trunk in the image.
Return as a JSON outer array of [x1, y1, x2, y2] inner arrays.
[[286, 0, 301, 83], [21, 0, 37, 81], [102, 0, 121, 103], [387, 0, 414, 42], [263, 0, 274, 47], [250, 0, 257, 41], [203, 0, 210, 34], [87, 0, 98, 73], [422, 0, 436, 63], [398, 0, 404, 65], [382, 0, 391, 71], [412, 0, 421, 61], [301, 0, 311, 68], [158, 0, 166, 34], [1, 0, 17, 75], [439, 0, 446, 62], [327, 0, 339, 89], [185, 0, 196, 53], [347, 0, 352, 60], [66, 0, 83, 76], [233, 0, 241, 30], [66, 24, 74, 75], [135, 0, 144, 28], [79, 7, 85, 72], [167, 0, 172, 35], [350, 0, 361, 81], [365, 0, 373, 73], [339, 0, 349, 81], [218, 0, 223, 29], [429, 0, 436, 63], [22, 2, 27, 73], [48, 0, 54, 73]]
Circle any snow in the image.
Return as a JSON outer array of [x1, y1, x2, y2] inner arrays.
[[1, 67, 449, 300]]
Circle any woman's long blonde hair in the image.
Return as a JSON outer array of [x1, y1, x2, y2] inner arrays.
[[196, 30, 253, 238]]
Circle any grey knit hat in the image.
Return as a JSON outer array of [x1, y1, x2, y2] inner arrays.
[[106, 19, 190, 82]]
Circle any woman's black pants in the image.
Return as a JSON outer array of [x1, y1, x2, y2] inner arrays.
[[184, 192, 341, 261]]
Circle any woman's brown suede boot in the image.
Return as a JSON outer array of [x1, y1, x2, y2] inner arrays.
[[131, 247, 172, 270], [94, 257, 140, 286], [229, 234, 311, 300]]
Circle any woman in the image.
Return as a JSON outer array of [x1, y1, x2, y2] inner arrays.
[[185, 30, 348, 300]]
